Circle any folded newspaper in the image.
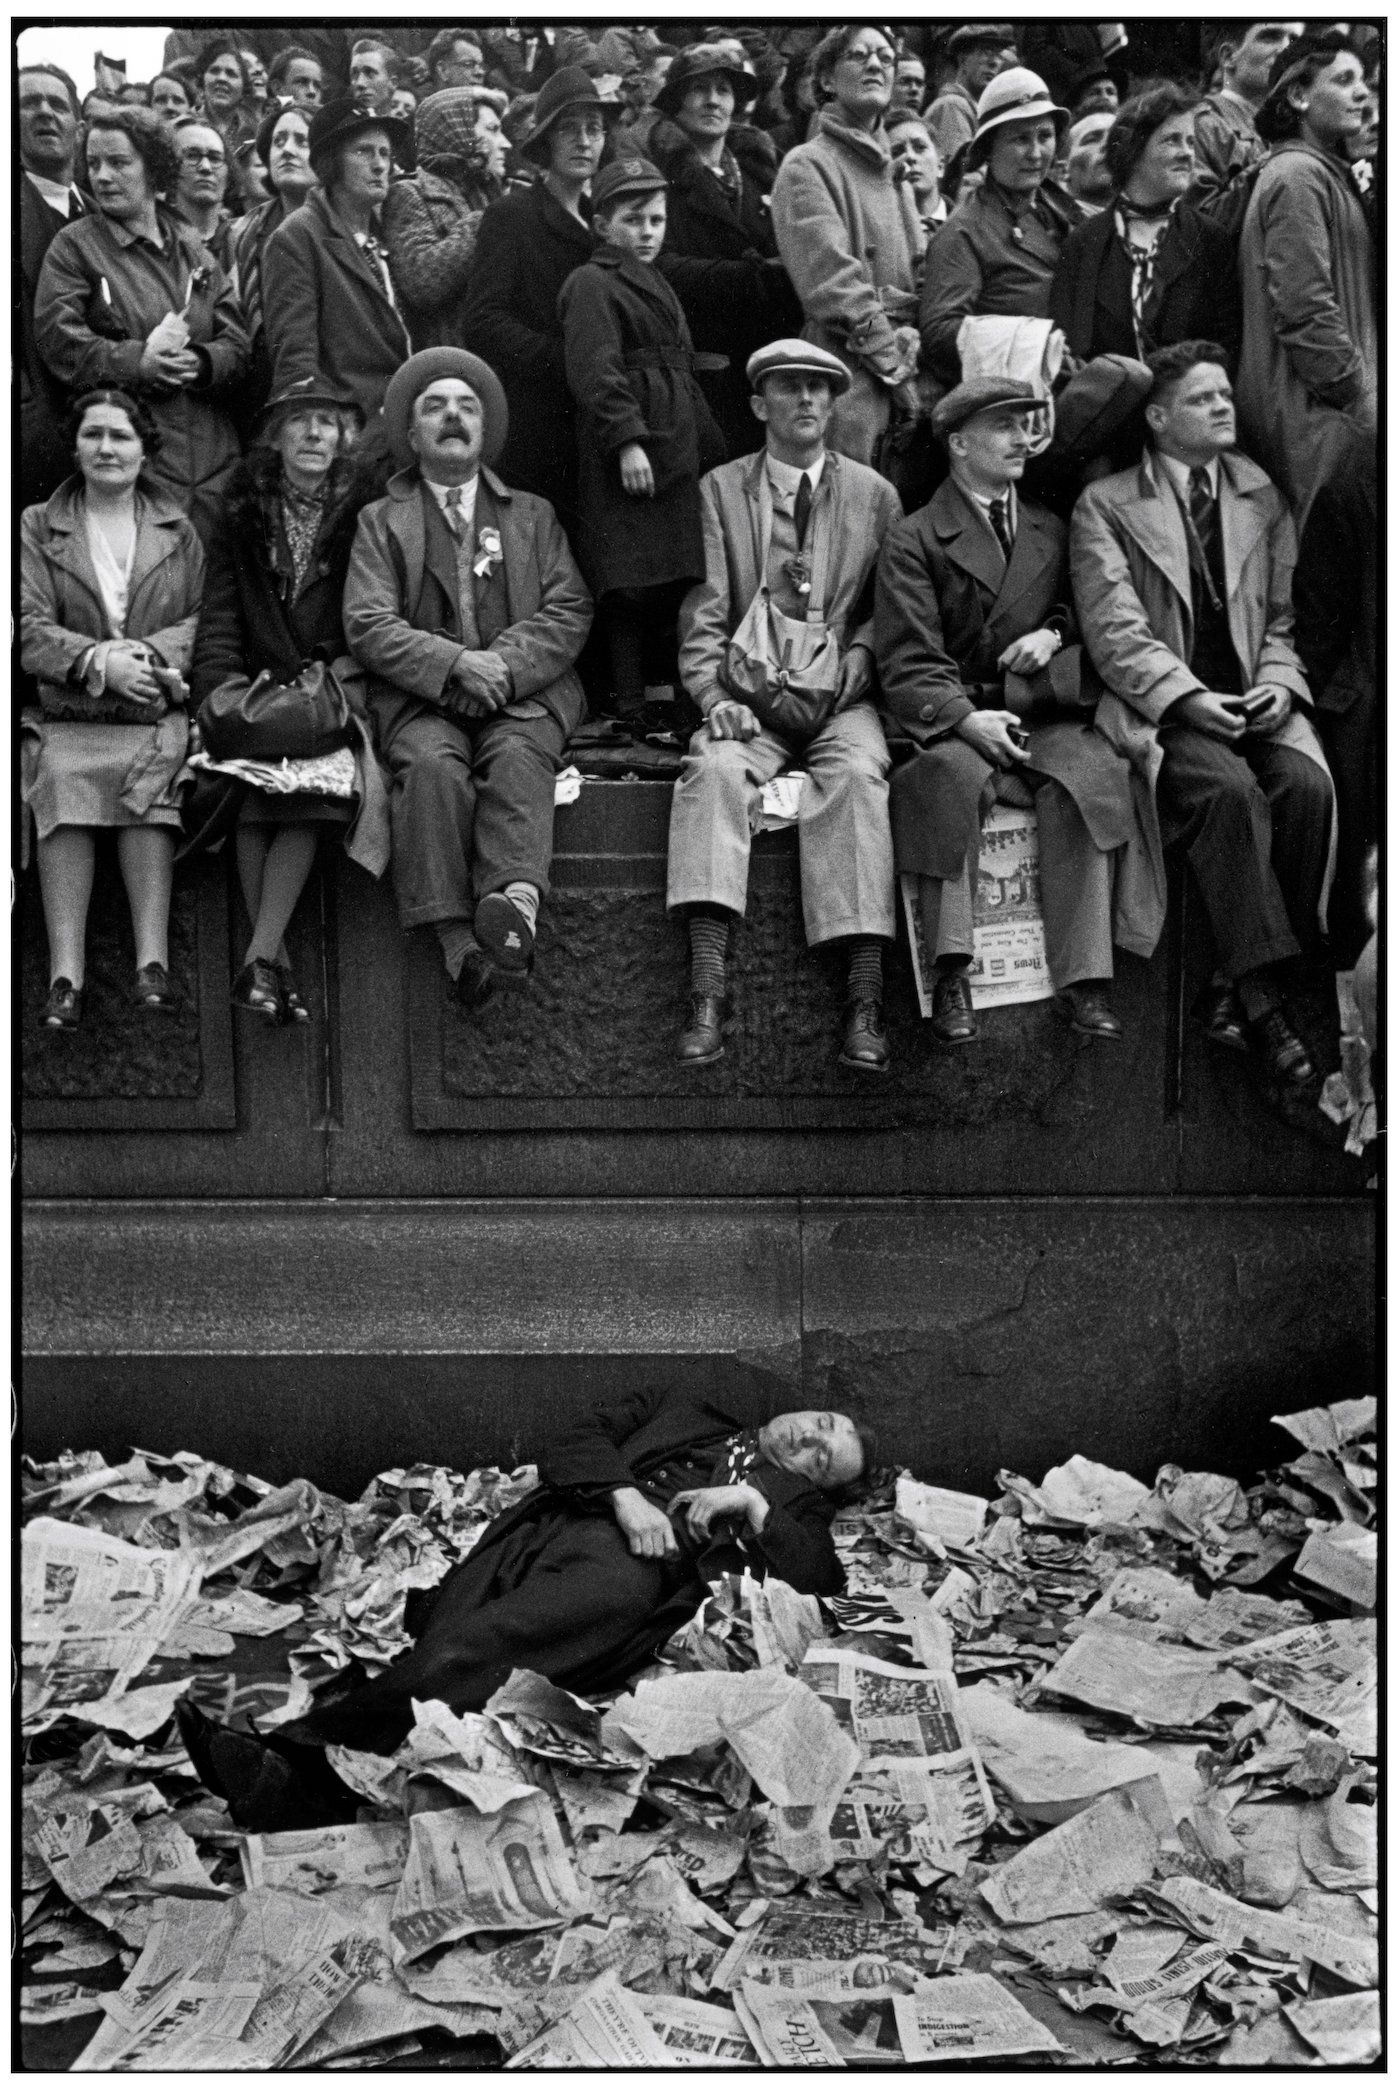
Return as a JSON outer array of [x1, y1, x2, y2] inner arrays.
[[20, 1401, 1378, 2070]]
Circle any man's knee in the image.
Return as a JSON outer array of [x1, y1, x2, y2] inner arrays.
[[1268, 748, 1331, 824]]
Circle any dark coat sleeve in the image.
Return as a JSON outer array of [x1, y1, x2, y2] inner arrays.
[[460, 197, 570, 391], [536, 1389, 674, 1494], [743, 1473, 845, 1596], [560, 266, 651, 458], [189, 505, 248, 702], [874, 513, 978, 745]]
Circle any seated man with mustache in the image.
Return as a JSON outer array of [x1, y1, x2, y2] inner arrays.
[[180, 1391, 872, 1829]]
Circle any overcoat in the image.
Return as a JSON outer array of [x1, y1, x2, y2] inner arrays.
[[20, 172, 86, 508], [679, 448, 904, 716], [1070, 447, 1334, 958], [381, 168, 496, 349], [342, 465, 592, 740], [560, 248, 725, 598], [278, 1387, 847, 1752], [458, 181, 598, 527], [261, 188, 411, 441], [920, 178, 1082, 383], [874, 478, 1140, 913], [34, 206, 248, 537], [1048, 200, 1242, 364], [1234, 140, 1377, 528]]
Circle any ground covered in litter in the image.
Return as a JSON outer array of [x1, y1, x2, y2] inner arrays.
[[20, 1399, 1377, 2070]]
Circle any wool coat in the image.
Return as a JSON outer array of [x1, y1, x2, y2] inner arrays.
[[381, 168, 496, 349], [1048, 201, 1242, 364], [458, 181, 598, 528], [560, 248, 725, 598], [679, 447, 904, 716], [342, 465, 591, 739], [261, 188, 411, 443], [34, 206, 248, 539], [874, 477, 1139, 900], [1070, 447, 1333, 957], [1235, 140, 1377, 528], [277, 1388, 846, 1752], [920, 178, 1083, 383], [20, 172, 86, 509]]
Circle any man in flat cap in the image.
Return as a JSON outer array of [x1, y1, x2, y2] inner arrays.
[[926, 24, 1015, 168], [875, 377, 1141, 1043], [343, 347, 592, 1007], [666, 338, 904, 1072]]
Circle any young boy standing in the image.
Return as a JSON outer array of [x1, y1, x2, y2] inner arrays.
[[559, 156, 725, 732]]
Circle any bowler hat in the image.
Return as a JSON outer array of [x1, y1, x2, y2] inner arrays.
[[932, 376, 1044, 438], [306, 93, 412, 177], [258, 375, 364, 432], [653, 43, 760, 115], [746, 338, 851, 396], [591, 156, 667, 212], [383, 348, 509, 472], [965, 66, 1069, 168], [1050, 354, 1152, 457], [517, 66, 617, 162]]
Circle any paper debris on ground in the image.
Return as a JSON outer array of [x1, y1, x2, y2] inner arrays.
[[1283, 1991, 1381, 2066]]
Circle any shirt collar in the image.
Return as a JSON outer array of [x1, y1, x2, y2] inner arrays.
[[26, 169, 78, 215], [105, 211, 171, 253], [953, 474, 1017, 532], [765, 449, 827, 499], [1158, 452, 1219, 502], [423, 473, 480, 518]]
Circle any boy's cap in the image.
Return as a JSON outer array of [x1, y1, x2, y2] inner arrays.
[[746, 338, 852, 395], [591, 156, 667, 211]]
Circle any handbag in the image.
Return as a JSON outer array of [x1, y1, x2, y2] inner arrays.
[[197, 658, 352, 763], [720, 473, 842, 744], [1003, 642, 1102, 726]]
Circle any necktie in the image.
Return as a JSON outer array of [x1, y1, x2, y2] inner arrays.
[[793, 471, 813, 552], [1188, 466, 1225, 602], [442, 484, 464, 537], [989, 494, 1013, 564]]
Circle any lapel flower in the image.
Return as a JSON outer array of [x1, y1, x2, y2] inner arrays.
[[473, 526, 503, 580]]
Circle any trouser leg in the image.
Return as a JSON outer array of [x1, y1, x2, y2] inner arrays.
[[665, 724, 790, 918], [1156, 724, 1299, 979], [468, 711, 566, 900], [379, 711, 477, 929], [1032, 777, 1115, 989], [917, 864, 975, 971], [1249, 740, 1332, 962], [797, 704, 895, 945]]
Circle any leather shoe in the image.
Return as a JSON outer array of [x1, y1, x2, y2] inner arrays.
[[840, 996, 890, 1074], [1250, 1002, 1317, 1088], [474, 892, 534, 974], [1194, 978, 1249, 1053], [1054, 983, 1123, 1040], [231, 958, 284, 1023], [276, 964, 311, 1025], [454, 949, 497, 1012], [677, 992, 725, 1065], [42, 977, 83, 1029], [134, 961, 180, 1012], [931, 967, 977, 1044]]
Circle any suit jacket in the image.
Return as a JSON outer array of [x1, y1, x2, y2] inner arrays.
[[1071, 447, 1333, 955], [20, 172, 85, 507], [1048, 201, 1242, 365], [679, 448, 904, 717], [343, 465, 592, 737], [262, 188, 410, 432]]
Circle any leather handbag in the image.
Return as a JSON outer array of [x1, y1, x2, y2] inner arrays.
[[1003, 642, 1102, 726], [721, 475, 842, 744], [197, 659, 352, 763]]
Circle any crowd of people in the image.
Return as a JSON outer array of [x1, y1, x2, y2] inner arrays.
[[18, 19, 1378, 1099]]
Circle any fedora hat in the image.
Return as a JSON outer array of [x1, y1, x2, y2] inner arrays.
[[1050, 354, 1152, 458], [965, 66, 1069, 168], [257, 375, 364, 432], [653, 43, 760, 116], [746, 338, 852, 396], [382, 348, 509, 472], [517, 66, 618, 162], [306, 93, 413, 178]]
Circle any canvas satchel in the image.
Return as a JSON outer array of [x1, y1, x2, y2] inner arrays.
[[720, 472, 843, 743]]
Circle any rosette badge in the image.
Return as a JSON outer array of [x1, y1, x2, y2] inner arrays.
[[473, 526, 503, 580]]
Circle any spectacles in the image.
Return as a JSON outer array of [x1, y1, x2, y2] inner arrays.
[[843, 48, 895, 69], [180, 147, 225, 165]]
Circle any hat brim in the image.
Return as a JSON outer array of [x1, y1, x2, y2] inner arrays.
[[382, 349, 510, 473], [965, 100, 1070, 167], [654, 63, 760, 114], [749, 359, 852, 398], [518, 93, 619, 161], [258, 387, 365, 431], [309, 110, 414, 174]]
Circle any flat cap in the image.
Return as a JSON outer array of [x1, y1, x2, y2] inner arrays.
[[932, 376, 1045, 437], [948, 21, 1015, 53], [591, 155, 666, 211], [746, 337, 851, 395]]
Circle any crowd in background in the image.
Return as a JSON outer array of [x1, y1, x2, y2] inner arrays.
[[17, 19, 1378, 1097]]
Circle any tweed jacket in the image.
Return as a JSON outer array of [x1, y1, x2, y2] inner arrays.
[[678, 447, 904, 718], [382, 168, 496, 349], [342, 465, 592, 737], [1071, 447, 1333, 955]]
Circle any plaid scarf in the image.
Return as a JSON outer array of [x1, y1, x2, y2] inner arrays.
[[1113, 198, 1175, 354]]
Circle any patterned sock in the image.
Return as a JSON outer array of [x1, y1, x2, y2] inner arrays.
[[436, 920, 480, 981], [846, 937, 884, 1004], [503, 882, 540, 937], [689, 909, 730, 996]]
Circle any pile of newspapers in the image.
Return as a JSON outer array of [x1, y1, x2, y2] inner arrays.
[[20, 1398, 1376, 2069]]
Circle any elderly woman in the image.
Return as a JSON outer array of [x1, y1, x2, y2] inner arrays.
[[261, 95, 413, 476], [192, 379, 380, 1025], [21, 390, 204, 1027], [770, 23, 925, 466], [194, 33, 255, 150], [35, 104, 249, 541], [230, 100, 317, 423], [1049, 84, 1241, 365], [1235, 29, 1377, 528], [458, 67, 617, 530], [920, 67, 1084, 384], [381, 86, 508, 348]]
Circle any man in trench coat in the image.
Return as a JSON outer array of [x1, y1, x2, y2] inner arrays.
[[875, 377, 1139, 1045], [343, 348, 591, 1009], [178, 1390, 868, 1828], [1071, 341, 1334, 1090]]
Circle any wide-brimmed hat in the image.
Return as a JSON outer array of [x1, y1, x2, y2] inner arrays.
[[654, 43, 760, 115], [746, 338, 851, 396], [591, 156, 667, 213], [965, 66, 1069, 168], [516, 66, 618, 162], [257, 375, 364, 432], [383, 348, 509, 471], [1050, 354, 1152, 457], [931, 376, 1045, 438], [306, 94, 413, 178]]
